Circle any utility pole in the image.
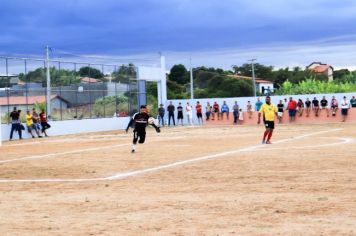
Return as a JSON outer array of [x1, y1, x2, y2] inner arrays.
[[248, 59, 257, 97], [190, 57, 194, 99], [45, 45, 51, 118]]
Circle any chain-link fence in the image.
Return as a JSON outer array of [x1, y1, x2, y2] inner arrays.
[[0, 56, 145, 123]]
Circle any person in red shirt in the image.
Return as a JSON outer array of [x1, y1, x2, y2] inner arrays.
[[195, 101, 203, 125], [287, 97, 297, 122], [212, 102, 220, 120], [39, 109, 51, 137]]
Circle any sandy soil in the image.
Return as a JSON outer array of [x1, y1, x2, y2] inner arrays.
[[0, 123, 355, 235]]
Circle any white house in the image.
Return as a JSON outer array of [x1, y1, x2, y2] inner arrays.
[[307, 62, 334, 81]]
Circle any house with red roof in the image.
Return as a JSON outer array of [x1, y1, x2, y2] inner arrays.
[[0, 94, 70, 113], [307, 62, 334, 81]]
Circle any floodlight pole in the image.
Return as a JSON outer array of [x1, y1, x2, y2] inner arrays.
[[45, 45, 51, 118], [190, 57, 194, 99], [248, 59, 257, 97]]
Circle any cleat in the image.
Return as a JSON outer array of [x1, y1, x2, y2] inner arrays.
[[262, 140, 265, 144], [266, 141, 272, 144], [131, 149, 135, 153]]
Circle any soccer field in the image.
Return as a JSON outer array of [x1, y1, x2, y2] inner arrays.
[[0, 123, 355, 235]]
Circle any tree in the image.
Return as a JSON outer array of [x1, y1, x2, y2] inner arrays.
[[78, 66, 104, 79], [112, 63, 137, 83], [169, 64, 189, 85], [232, 63, 274, 79]]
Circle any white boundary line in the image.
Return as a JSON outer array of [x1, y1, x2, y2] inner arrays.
[[0, 136, 184, 164], [0, 128, 346, 183]]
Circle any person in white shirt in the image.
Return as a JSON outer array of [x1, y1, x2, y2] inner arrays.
[[340, 96, 350, 122], [186, 102, 193, 126]]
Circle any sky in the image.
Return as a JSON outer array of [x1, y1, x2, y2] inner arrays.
[[1, 0, 356, 70]]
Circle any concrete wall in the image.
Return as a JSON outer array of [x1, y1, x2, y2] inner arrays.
[[164, 92, 356, 125], [2, 117, 130, 141]]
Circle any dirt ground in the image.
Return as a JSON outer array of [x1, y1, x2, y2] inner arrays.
[[0, 123, 356, 235]]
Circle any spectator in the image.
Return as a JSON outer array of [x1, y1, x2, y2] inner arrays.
[[320, 96, 329, 117], [277, 100, 284, 123], [167, 101, 175, 126], [220, 101, 230, 120], [287, 97, 297, 122], [39, 109, 51, 137], [186, 102, 193, 126], [283, 98, 288, 111], [113, 110, 120, 117], [247, 101, 253, 119], [177, 102, 184, 126], [9, 107, 22, 141], [297, 98, 304, 117], [238, 108, 244, 124], [32, 108, 42, 131], [350, 96, 356, 108], [312, 97, 320, 117], [158, 104, 165, 126], [305, 98, 311, 117], [119, 110, 128, 117], [205, 102, 212, 121], [212, 102, 220, 120], [330, 96, 339, 116], [232, 101, 239, 124], [196, 101, 203, 125], [255, 98, 263, 111], [340, 96, 350, 122], [26, 110, 42, 138]]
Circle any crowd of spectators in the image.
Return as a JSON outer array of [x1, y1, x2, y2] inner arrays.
[[154, 95, 355, 127]]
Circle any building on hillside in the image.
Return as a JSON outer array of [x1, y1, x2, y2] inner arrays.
[[307, 62, 334, 81], [0, 73, 20, 86], [0, 95, 70, 113], [228, 75, 274, 95]]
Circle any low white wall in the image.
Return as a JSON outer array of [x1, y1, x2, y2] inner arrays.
[[164, 92, 356, 125], [2, 117, 130, 141]]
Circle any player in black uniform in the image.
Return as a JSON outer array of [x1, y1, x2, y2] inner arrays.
[[126, 105, 160, 153]]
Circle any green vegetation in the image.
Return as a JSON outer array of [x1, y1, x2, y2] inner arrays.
[[159, 64, 356, 100], [93, 95, 128, 117]]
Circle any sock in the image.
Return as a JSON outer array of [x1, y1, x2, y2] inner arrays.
[[267, 131, 273, 141], [132, 144, 136, 151]]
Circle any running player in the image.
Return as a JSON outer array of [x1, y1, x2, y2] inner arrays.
[[258, 96, 278, 144], [125, 105, 161, 153]]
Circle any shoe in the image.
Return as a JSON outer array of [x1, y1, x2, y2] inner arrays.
[[9, 139, 12, 141], [266, 141, 272, 144], [262, 140, 265, 144], [131, 149, 135, 153], [38, 136, 43, 138]]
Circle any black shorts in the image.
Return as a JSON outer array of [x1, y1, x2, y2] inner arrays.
[[197, 113, 202, 118], [265, 121, 275, 129], [177, 112, 183, 119], [341, 108, 348, 116]]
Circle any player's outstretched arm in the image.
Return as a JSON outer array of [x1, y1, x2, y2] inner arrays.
[[125, 118, 133, 133], [151, 123, 161, 133]]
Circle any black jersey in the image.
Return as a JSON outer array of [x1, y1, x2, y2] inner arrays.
[[312, 99, 319, 107], [305, 100, 311, 108], [127, 112, 149, 131], [277, 104, 284, 112], [320, 99, 328, 107]]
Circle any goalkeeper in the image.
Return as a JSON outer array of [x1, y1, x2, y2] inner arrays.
[[126, 105, 160, 153]]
